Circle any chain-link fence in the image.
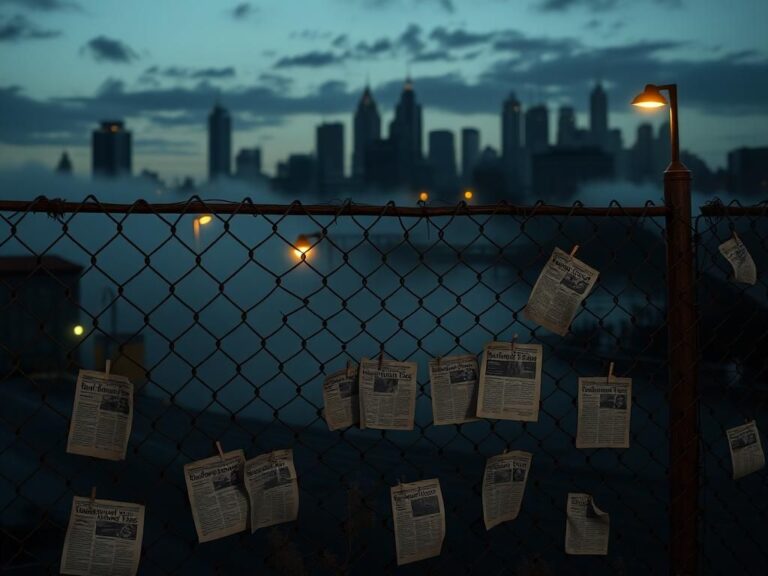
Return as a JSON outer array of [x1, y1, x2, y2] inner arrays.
[[0, 196, 762, 575]]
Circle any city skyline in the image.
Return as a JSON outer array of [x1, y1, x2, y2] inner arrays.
[[1, 0, 767, 180]]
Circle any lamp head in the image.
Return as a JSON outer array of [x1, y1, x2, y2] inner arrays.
[[632, 84, 667, 109], [197, 215, 213, 225], [293, 234, 312, 259], [419, 191, 429, 202]]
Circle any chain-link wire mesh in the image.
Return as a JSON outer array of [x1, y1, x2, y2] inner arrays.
[[696, 200, 768, 576], [0, 195, 687, 575]]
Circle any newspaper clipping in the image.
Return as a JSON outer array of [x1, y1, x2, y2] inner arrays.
[[576, 377, 632, 449], [565, 493, 610, 555], [67, 369, 134, 461], [183, 449, 249, 543], [60, 496, 145, 576], [719, 235, 757, 285], [322, 365, 359, 430], [390, 478, 445, 566], [477, 342, 543, 421], [523, 247, 599, 336], [358, 358, 418, 430], [244, 449, 299, 532], [428, 355, 480, 425], [482, 450, 532, 530], [726, 420, 765, 480]]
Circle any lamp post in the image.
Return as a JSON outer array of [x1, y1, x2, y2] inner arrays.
[[632, 83, 697, 576]]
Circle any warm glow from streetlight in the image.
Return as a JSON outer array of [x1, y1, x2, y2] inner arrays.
[[197, 215, 213, 225], [464, 189, 474, 200], [631, 84, 668, 110], [419, 191, 429, 202], [73, 325, 84, 336], [293, 234, 312, 260]]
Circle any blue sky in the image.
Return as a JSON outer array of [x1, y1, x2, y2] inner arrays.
[[1, 0, 767, 180]]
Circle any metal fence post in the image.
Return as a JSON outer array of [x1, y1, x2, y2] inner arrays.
[[665, 166, 699, 576]]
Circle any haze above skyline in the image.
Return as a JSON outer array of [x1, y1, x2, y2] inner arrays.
[[1, 0, 767, 180]]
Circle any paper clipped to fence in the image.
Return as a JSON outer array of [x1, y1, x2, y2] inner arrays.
[[726, 420, 765, 480], [565, 493, 610, 555], [60, 496, 145, 576], [183, 449, 249, 542], [358, 357, 418, 430], [428, 355, 480, 425], [322, 365, 360, 430], [66, 369, 134, 461], [524, 247, 599, 336], [244, 448, 299, 532], [576, 376, 632, 449], [482, 450, 532, 530], [718, 235, 757, 285], [477, 341, 543, 421], [391, 478, 445, 566]]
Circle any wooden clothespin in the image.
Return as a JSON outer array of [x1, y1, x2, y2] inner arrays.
[[105, 359, 111, 377], [510, 333, 519, 352], [607, 362, 615, 384], [215, 440, 225, 460], [346, 359, 353, 378], [569, 245, 580, 259], [90, 486, 97, 502], [503, 447, 509, 455], [733, 230, 741, 243], [436, 355, 441, 368], [378, 350, 384, 371]]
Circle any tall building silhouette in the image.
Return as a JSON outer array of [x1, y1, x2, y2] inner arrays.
[[235, 148, 262, 183], [501, 93, 523, 189], [461, 128, 480, 183], [525, 105, 550, 154], [557, 106, 577, 148], [389, 76, 423, 188], [92, 121, 131, 177], [428, 130, 457, 191], [208, 103, 231, 180], [590, 82, 608, 150], [631, 123, 655, 182], [316, 122, 345, 193], [353, 85, 381, 181]]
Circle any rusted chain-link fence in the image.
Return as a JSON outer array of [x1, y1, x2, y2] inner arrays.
[[0, 196, 762, 574]]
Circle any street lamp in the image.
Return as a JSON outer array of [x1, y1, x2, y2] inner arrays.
[[193, 214, 213, 246], [418, 191, 429, 203], [292, 232, 321, 261], [463, 189, 474, 201], [631, 84, 685, 170]]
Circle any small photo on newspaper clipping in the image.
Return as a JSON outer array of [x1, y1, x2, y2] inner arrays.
[[726, 420, 765, 480], [718, 235, 757, 285], [477, 342, 543, 421], [523, 247, 599, 336], [565, 493, 609, 556], [60, 496, 145, 576], [244, 448, 299, 532], [390, 478, 445, 566], [428, 355, 480, 425], [67, 369, 134, 461], [482, 450, 532, 530], [576, 376, 632, 449], [322, 365, 360, 430], [358, 358, 418, 430], [183, 449, 249, 543]]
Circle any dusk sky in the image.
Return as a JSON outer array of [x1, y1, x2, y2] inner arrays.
[[1, 0, 767, 180]]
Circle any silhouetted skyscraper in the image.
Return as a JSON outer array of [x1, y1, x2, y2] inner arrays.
[[631, 123, 655, 182], [461, 128, 480, 183], [353, 85, 381, 180], [501, 93, 523, 190], [557, 106, 577, 148], [389, 76, 422, 187], [208, 103, 231, 180], [728, 147, 768, 197], [92, 121, 131, 177], [316, 122, 345, 192], [525, 105, 550, 155], [428, 130, 458, 191], [235, 148, 262, 183], [56, 151, 73, 174], [590, 82, 608, 150]]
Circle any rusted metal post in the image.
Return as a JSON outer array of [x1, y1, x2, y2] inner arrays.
[[665, 163, 698, 576]]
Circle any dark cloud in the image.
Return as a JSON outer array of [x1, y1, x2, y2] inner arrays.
[[429, 27, 495, 49], [273, 50, 345, 68], [0, 0, 80, 11], [142, 66, 236, 80], [258, 72, 294, 91], [0, 14, 59, 41], [398, 24, 424, 54], [535, 0, 682, 11], [354, 0, 454, 12], [81, 36, 139, 64], [230, 2, 255, 19]]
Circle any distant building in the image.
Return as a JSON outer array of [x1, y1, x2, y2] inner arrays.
[[208, 103, 231, 180], [525, 104, 550, 155], [461, 128, 480, 184], [501, 93, 524, 190], [631, 123, 655, 182], [275, 154, 315, 193], [235, 148, 262, 183], [590, 82, 608, 150], [728, 147, 768, 197], [364, 138, 399, 189], [389, 77, 423, 188], [473, 146, 507, 200], [56, 151, 73, 174], [353, 86, 381, 181], [557, 106, 578, 148], [532, 147, 614, 200], [92, 120, 131, 177], [654, 122, 671, 174], [316, 122, 345, 193], [0, 256, 82, 375], [428, 130, 458, 191]]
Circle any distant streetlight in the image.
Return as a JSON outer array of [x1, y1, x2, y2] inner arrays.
[[419, 191, 429, 203], [193, 214, 213, 245], [292, 232, 321, 261], [463, 189, 474, 201], [73, 325, 84, 337]]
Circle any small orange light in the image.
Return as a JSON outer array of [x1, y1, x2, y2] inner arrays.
[[464, 189, 473, 200], [419, 191, 429, 202], [633, 101, 665, 109], [73, 325, 84, 336], [293, 234, 312, 260], [197, 215, 213, 225]]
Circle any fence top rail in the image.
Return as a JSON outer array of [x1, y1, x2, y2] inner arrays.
[[699, 201, 768, 217], [0, 196, 670, 218]]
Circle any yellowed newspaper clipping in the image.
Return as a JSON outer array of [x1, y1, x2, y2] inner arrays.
[[67, 369, 133, 461], [719, 235, 757, 285], [482, 450, 532, 530], [428, 355, 479, 425], [60, 496, 145, 576], [183, 449, 248, 543], [565, 493, 609, 555], [726, 420, 765, 479], [244, 448, 299, 531], [359, 358, 418, 430], [391, 478, 445, 566], [322, 365, 359, 430], [524, 247, 599, 336], [576, 376, 632, 449], [477, 342, 542, 421]]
